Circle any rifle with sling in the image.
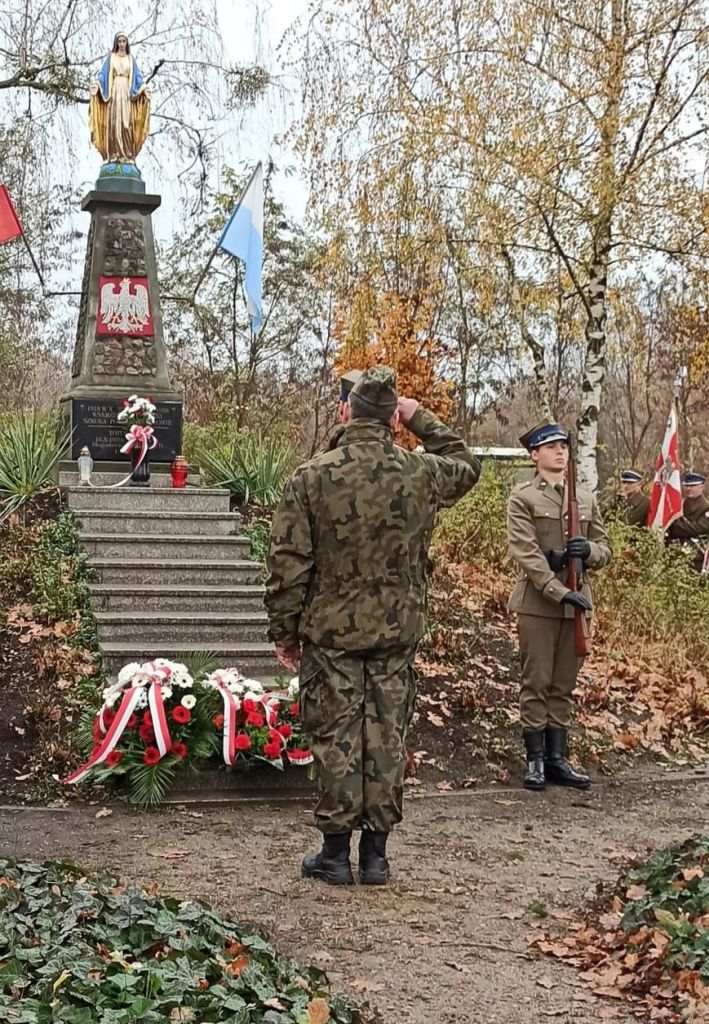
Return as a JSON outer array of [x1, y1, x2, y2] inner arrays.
[[566, 433, 591, 657]]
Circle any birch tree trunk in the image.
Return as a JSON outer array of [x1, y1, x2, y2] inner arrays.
[[576, 0, 624, 491]]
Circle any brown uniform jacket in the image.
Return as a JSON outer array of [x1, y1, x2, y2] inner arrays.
[[668, 493, 709, 572], [667, 494, 709, 541], [625, 491, 650, 527], [507, 475, 612, 619]]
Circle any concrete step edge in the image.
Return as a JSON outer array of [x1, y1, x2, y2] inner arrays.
[[66, 486, 230, 495], [96, 612, 268, 623], [100, 642, 274, 653], [89, 584, 264, 595], [76, 510, 240, 521], [89, 558, 260, 568], [81, 533, 248, 543]]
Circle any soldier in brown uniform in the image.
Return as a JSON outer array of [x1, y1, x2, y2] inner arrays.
[[507, 423, 612, 791], [265, 367, 480, 884], [619, 469, 650, 527], [668, 472, 709, 573]]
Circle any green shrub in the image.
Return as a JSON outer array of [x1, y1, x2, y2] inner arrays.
[[594, 515, 709, 665], [434, 460, 518, 566], [0, 412, 70, 520], [198, 434, 293, 506]]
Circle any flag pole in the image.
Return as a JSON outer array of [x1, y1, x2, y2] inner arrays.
[[21, 234, 47, 291], [192, 161, 263, 304]]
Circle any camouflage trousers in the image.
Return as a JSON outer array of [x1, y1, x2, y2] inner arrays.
[[298, 641, 418, 834]]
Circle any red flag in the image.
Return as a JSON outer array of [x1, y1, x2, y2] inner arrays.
[[0, 184, 23, 245], [647, 404, 683, 532]]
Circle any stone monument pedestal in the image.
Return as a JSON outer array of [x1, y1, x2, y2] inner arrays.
[[59, 173, 182, 484]]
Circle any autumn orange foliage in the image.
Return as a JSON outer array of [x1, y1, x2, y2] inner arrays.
[[334, 285, 455, 448]]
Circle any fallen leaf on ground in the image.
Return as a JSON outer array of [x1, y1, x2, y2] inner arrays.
[[94, 807, 112, 819], [307, 998, 330, 1024]]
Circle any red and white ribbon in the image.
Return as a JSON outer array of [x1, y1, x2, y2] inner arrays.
[[63, 687, 144, 784], [147, 679, 172, 757], [287, 748, 314, 766], [214, 681, 240, 766], [63, 674, 172, 785], [87, 424, 159, 490]]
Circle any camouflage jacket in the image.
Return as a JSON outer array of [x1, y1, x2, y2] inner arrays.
[[265, 408, 480, 650]]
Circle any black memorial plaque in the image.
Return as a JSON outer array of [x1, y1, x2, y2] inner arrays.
[[71, 398, 182, 462]]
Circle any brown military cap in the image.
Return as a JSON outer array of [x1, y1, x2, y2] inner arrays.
[[350, 366, 398, 415], [339, 368, 363, 400]]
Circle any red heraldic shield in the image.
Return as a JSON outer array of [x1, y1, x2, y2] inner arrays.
[[97, 276, 154, 336]]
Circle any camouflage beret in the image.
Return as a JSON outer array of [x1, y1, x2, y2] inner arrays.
[[350, 366, 398, 415]]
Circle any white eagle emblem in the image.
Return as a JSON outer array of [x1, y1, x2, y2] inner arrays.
[[99, 277, 151, 333]]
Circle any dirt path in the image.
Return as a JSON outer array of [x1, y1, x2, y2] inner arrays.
[[2, 772, 707, 1024]]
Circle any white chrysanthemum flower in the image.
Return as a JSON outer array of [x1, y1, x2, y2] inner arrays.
[[117, 662, 143, 686], [161, 685, 173, 699], [134, 689, 148, 709], [287, 676, 300, 698], [181, 694, 196, 709], [102, 689, 121, 709], [242, 678, 264, 695]]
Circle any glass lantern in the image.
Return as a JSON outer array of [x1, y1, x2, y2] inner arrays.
[[77, 445, 93, 486]]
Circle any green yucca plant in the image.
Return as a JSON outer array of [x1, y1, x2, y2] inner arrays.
[[198, 434, 293, 506], [0, 414, 71, 521]]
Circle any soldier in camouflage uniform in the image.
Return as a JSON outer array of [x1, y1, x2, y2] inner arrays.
[[265, 367, 480, 885]]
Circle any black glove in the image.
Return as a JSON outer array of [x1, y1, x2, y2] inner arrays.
[[546, 549, 567, 572], [561, 590, 592, 612], [566, 536, 591, 561]]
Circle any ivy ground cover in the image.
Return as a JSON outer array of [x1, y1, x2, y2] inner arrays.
[[0, 859, 363, 1024]]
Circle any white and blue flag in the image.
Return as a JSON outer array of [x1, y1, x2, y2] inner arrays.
[[218, 162, 264, 332]]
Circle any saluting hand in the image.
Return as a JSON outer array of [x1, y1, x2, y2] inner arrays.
[[397, 397, 420, 425]]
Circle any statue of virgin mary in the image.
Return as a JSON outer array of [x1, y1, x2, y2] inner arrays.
[[89, 33, 150, 163]]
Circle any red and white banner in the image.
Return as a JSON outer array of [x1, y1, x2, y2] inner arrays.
[[0, 185, 22, 245], [98, 276, 153, 336], [648, 404, 683, 532]]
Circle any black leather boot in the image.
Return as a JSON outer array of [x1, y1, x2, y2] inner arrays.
[[544, 727, 590, 789], [523, 730, 545, 790], [359, 830, 390, 885], [301, 832, 354, 885]]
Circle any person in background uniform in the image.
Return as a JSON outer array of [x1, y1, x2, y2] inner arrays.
[[619, 469, 650, 527], [668, 472, 709, 573], [507, 423, 612, 791], [265, 367, 480, 885]]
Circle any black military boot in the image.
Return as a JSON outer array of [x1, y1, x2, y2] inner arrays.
[[301, 832, 354, 885], [523, 730, 546, 790], [359, 830, 390, 885], [544, 727, 590, 789]]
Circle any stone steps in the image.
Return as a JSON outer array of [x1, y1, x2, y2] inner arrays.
[[75, 509, 239, 536], [89, 583, 265, 612], [101, 642, 276, 679], [96, 610, 270, 644], [82, 532, 251, 561], [66, 486, 230, 513], [90, 559, 262, 586], [66, 483, 277, 682]]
